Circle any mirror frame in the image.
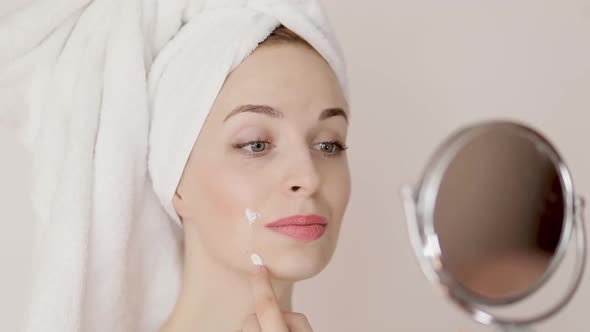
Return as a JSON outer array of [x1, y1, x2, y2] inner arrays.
[[402, 120, 586, 327]]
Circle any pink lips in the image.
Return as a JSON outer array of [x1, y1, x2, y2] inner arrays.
[[265, 215, 328, 241]]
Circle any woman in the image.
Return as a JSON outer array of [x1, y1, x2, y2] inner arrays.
[[162, 24, 350, 332], [0, 0, 350, 331]]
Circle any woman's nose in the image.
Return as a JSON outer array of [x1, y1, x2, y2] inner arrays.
[[284, 151, 321, 197]]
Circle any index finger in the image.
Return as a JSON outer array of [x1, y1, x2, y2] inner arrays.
[[249, 265, 290, 332]]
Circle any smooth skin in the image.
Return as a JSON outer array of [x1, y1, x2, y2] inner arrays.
[[161, 39, 350, 332], [243, 265, 313, 332]]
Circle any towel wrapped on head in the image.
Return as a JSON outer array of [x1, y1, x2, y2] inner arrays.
[[0, 0, 348, 330]]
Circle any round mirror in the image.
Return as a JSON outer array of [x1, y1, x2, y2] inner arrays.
[[434, 123, 568, 304], [402, 121, 586, 329]]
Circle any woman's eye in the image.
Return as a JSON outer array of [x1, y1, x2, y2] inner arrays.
[[233, 140, 347, 158], [313, 141, 348, 156], [248, 141, 267, 153], [319, 142, 337, 153], [232, 140, 272, 156]]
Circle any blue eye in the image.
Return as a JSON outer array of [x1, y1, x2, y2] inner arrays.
[[232, 140, 348, 158], [232, 140, 272, 157], [319, 142, 337, 153], [247, 141, 267, 153], [313, 140, 348, 156]]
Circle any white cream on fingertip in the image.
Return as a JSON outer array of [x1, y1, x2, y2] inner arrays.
[[245, 208, 260, 225], [250, 253, 264, 266]]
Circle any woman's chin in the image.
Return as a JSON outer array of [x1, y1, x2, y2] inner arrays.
[[263, 249, 333, 282]]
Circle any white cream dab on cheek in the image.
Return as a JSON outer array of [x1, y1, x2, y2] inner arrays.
[[250, 253, 264, 266], [245, 208, 260, 225]]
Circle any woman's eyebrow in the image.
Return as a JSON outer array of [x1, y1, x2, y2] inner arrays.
[[223, 104, 348, 123], [319, 107, 348, 123], [223, 104, 282, 122]]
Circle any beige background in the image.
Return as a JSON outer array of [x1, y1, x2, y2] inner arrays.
[[1, 0, 589, 331]]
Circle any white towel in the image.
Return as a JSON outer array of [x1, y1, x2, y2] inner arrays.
[[0, 0, 348, 331]]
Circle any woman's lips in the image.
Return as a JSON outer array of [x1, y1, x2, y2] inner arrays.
[[265, 215, 328, 241]]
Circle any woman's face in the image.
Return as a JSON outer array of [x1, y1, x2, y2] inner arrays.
[[173, 42, 350, 281]]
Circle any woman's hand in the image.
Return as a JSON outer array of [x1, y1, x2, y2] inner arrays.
[[241, 265, 314, 332]]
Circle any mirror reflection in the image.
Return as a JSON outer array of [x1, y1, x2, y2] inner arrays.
[[434, 127, 564, 301]]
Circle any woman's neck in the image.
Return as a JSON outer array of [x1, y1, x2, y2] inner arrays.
[[160, 230, 294, 332]]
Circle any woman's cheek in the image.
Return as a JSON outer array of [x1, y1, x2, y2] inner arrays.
[[190, 169, 249, 266], [199, 167, 262, 234]]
